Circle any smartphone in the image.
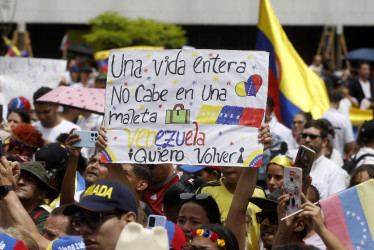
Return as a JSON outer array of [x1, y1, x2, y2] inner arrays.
[[146, 215, 167, 229], [0, 138, 3, 156], [283, 167, 302, 213], [72, 130, 98, 148], [294, 145, 315, 181]]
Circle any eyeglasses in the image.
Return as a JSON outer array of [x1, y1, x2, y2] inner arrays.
[[256, 211, 278, 225], [180, 193, 211, 200], [300, 133, 322, 140], [71, 211, 124, 231]]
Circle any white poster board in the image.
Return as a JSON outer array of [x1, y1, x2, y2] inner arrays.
[[0, 57, 67, 110], [102, 49, 269, 167]]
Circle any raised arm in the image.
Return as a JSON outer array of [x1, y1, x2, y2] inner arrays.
[[60, 130, 82, 205], [299, 193, 348, 250], [0, 156, 51, 249], [226, 123, 272, 250], [226, 167, 258, 250], [96, 126, 147, 226]]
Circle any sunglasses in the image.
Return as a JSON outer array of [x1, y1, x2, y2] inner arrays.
[[300, 133, 322, 140], [180, 193, 211, 200], [256, 211, 278, 225], [71, 211, 124, 231]]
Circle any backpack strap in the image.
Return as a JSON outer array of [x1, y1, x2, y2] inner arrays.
[[353, 153, 374, 164]]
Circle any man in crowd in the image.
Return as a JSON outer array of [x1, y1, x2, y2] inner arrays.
[[299, 119, 347, 198], [142, 163, 181, 215], [63, 180, 138, 250], [0, 161, 59, 235], [42, 205, 80, 241], [322, 90, 354, 158], [33, 87, 80, 142], [348, 62, 373, 108]]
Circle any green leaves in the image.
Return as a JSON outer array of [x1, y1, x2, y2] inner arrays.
[[84, 12, 187, 51]]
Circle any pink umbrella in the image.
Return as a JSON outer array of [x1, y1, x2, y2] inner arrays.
[[37, 86, 105, 114]]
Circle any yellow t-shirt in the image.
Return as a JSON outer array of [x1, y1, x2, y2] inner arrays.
[[197, 178, 265, 250]]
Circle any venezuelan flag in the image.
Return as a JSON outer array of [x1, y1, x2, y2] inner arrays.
[[320, 179, 374, 250], [256, 0, 329, 127], [60, 34, 70, 51]]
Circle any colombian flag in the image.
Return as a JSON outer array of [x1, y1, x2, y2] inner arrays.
[[320, 179, 374, 250], [256, 0, 329, 127], [2, 36, 21, 57]]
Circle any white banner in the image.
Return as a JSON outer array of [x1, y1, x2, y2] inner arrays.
[[102, 49, 269, 167], [0, 57, 67, 108]]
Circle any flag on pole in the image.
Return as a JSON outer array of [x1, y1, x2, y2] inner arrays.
[[2, 36, 21, 57], [256, 0, 329, 127], [320, 179, 374, 250], [60, 34, 70, 51]]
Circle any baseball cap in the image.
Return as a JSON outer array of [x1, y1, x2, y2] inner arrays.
[[249, 188, 281, 210], [179, 165, 220, 173], [69, 66, 80, 73], [35, 143, 68, 179], [63, 180, 138, 217], [360, 119, 374, 142], [165, 220, 185, 250], [8, 96, 31, 113], [115, 222, 168, 250], [47, 236, 85, 250], [20, 162, 59, 199], [0, 233, 28, 250]]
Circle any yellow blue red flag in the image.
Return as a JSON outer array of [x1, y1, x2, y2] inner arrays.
[[256, 0, 329, 127], [320, 179, 374, 249], [2, 36, 21, 57]]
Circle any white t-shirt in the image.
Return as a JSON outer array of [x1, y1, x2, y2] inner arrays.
[[269, 117, 294, 152], [337, 98, 353, 117], [328, 148, 344, 167], [351, 147, 374, 168], [304, 232, 326, 250], [322, 108, 354, 156], [34, 119, 81, 142], [309, 155, 347, 198], [359, 79, 372, 99], [76, 113, 103, 132]]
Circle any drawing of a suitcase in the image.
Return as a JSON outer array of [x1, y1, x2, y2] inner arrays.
[[165, 104, 190, 124]]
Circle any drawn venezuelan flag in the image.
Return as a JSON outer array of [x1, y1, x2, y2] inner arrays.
[[320, 179, 374, 250], [256, 0, 329, 127]]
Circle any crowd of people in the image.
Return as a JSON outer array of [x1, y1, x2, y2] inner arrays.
[[0, 56, 373, 250]]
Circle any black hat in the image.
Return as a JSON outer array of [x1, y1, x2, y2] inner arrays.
[[20, 162, 59, 199], [35, 143, 68, 179], [80, 66, 92, 73], [360, 119, 374, 142], [248, 188, 281, 210]]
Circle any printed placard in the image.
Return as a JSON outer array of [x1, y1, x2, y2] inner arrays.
[[103, 49, 268, 167]]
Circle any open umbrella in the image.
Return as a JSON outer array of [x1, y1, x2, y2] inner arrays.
[[68, 45, 94, 56], [37, 86, 105, 114], [344, 48, 374, 62]]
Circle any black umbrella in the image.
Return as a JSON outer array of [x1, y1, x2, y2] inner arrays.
[[68, 44, 94, 56], [344, 48, 374, 62]]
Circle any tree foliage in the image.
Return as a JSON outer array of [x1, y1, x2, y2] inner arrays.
[[84, 12, 187, 51]]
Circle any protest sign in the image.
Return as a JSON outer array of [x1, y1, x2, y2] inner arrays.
[[0, 57, 67, 106], [102, 49, 269, 167]]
